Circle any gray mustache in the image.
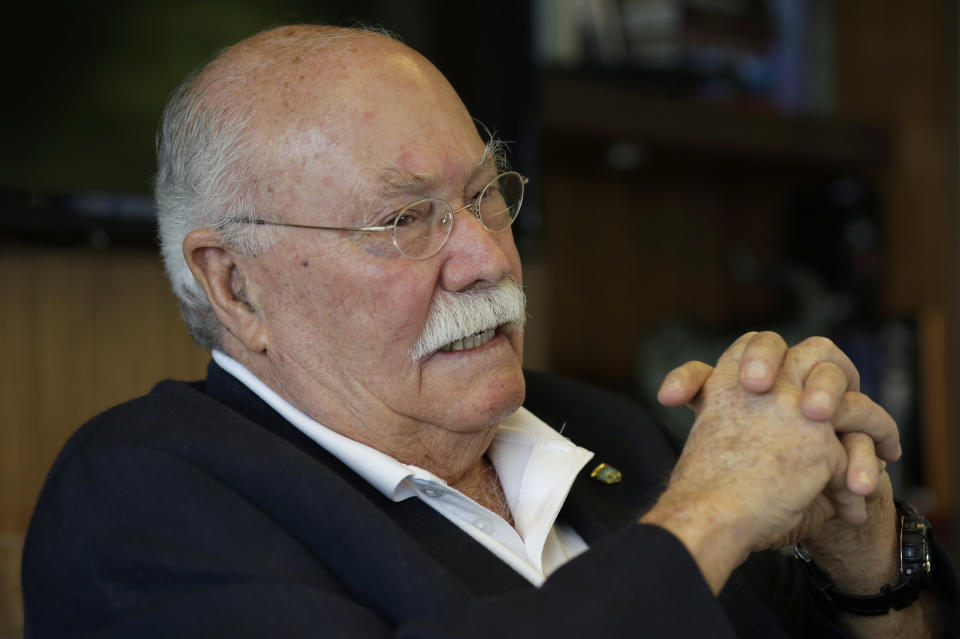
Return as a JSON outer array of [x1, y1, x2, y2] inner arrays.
[[410, 277, 527, 361]]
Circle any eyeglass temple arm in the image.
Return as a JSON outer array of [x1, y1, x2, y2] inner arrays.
[[232, 218, 392, 233], [231, 173, 527, 232]]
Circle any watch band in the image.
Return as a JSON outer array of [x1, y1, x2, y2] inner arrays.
[[794, 501, 933, 615]]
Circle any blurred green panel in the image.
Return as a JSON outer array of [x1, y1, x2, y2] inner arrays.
[[2, 1, 341, 194]]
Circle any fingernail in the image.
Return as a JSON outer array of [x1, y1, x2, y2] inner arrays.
[[743, 361, 768, 381], [857, 469, 874, 489], [657, 379, 680, 403], [808, 390, 831, 411]]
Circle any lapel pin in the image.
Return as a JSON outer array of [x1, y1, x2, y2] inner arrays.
[[589, 463, 622, 485]]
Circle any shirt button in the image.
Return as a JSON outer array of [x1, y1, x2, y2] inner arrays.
[[473, 517, 493, 532], [421, 487, 443, 498]]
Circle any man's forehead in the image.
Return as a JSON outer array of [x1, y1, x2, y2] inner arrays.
[[224, 27, 497, 214]]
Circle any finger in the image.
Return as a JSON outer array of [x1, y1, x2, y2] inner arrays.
[[832, 393, 902, 462], [825, 443, 869, 525], [829, 489, 868, 526], [841, 432, 883, 497], [799, 362, 849, 422], [690, 331, 760, 389], [669, 333, 757, 414], [717, 331, 760, 365], [814, 431, 868, 526], [784, 336, 861, 392], [737, 331, 788, 393], [657, 361, 714, 407]]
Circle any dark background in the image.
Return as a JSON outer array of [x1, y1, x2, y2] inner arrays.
[[0, 1, 533, 196]]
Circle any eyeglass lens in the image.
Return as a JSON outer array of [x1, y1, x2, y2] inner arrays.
[[393, 171, 524, 259]]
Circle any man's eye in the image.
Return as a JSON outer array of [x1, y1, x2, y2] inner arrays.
[[384, 208, 420, 228], [390, 201, 436, 227], [393, 213, 414, 228]]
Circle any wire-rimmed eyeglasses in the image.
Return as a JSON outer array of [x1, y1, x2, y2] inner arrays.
[[231, 171, 527, 260]]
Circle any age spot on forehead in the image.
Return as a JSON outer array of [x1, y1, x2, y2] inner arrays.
[[301, 259, 309, 267]]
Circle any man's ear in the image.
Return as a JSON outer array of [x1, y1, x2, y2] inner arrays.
[[183, 229, 269, 353]]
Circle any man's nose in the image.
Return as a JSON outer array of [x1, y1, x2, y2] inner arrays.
[[436, 204, 515, 292]]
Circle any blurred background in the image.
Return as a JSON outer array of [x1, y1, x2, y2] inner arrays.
[[2, 0, 959, 634]]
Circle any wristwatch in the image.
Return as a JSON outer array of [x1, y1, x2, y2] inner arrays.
[[794, 501, 933, 615]]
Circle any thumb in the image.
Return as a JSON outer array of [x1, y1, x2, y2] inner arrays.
[[657, 361, 714, 407]]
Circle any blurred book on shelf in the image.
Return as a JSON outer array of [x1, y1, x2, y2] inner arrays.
[[534, 0, 834, 115]]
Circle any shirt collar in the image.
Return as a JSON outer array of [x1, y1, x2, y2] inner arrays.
[[212, 350, 416, 498], [211, 350, 593, 514]]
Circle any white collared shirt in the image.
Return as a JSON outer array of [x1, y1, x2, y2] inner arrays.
[[212, 350, 594, 585]]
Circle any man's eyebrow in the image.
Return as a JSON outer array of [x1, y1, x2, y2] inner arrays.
[[476, 137, 504, 170], [375, 153, 498, 199], [376, 167, 433, 197], [473, 153, 499, 174]]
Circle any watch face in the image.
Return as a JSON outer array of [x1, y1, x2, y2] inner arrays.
[[898, 501, 933, 579]]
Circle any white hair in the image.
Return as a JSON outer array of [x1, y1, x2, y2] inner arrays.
[[155, 26, 393, 348], [411, 277, 526, 361], [155, 70, 267, 348]]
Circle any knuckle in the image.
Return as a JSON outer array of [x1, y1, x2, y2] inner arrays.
[[735, 331, 759, 349], [692, 360, 712, 374], [840, 390, 868, 415], [803, 335, 836, 351], [760, 330, 788, 347], [842, 431, 873, 449], [812, 362, 845, 385], [771, 385, 802, 411], [849, 393, 892, 433]]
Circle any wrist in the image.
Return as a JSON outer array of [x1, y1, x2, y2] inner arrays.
[[795, 501, 934, 616], [803, 495, 899, 593], [641, 490, 751, 595]]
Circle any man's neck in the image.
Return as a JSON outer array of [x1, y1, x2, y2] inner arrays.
[[449, 456, 515, 527], [218, 342, 503, 494]]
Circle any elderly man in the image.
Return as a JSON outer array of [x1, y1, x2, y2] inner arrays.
[[23, 25, 956, 638]]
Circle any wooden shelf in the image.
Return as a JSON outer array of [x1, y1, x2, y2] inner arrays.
[[541, 73, 891, 172]]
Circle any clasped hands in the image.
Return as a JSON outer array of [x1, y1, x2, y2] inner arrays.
[[646, 331, 900, 593]]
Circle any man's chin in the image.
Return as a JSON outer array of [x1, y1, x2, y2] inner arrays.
[[416, 358, 526, 431], [465, 365, 527, 423]]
